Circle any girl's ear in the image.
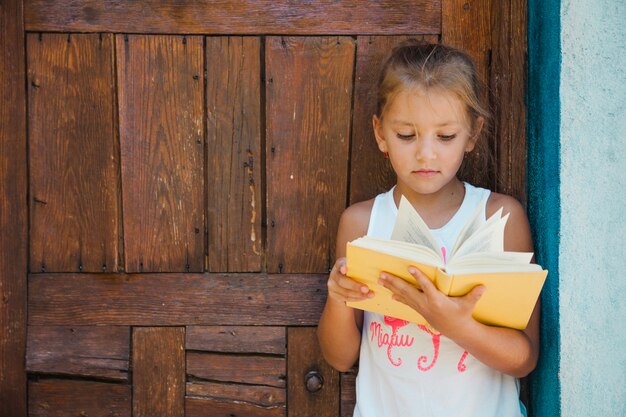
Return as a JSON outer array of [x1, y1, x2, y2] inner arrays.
[[373, 115, 388, 153], [465, 116, 484, 152]]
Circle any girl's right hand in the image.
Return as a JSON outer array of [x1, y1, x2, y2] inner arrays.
[[327, 257, 373, 304]]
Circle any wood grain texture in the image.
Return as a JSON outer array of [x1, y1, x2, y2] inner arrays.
[[25, 0, 441, 35], [26, 325, 129, 381], [187, 352, 286, 387], [266, 36, 353, 273], [186, 326, 286, 354], [187, 381, 285, 408], [117, 34, 205, 273], [442, 0, 496, 190], [287, 327, 339, 417], [132, 327, 185, 417], [206, 37, 263, 272], [340, 370, 357, 417], [28, 33, 119, 273], [0, 0, 27, 414], [490, 0, 527, 202], [349, 35, 437, 205], [187, 396, 285, 417], [28, 273, 327, 326], [29, 379, 131, 417]]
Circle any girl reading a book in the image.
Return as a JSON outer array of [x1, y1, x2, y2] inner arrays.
[[318, 40, 540, 417]]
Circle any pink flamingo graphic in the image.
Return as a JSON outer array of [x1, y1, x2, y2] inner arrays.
[[417, 324, 441, 371], [383, 316, 410, 366]]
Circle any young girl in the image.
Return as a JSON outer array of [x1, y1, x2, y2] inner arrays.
[[318, 40, 539, 417]]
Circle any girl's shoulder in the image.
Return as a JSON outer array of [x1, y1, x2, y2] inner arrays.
[[485, 191, 526, 220], [486, 191, 533, 252], [338, 198, 375, 239]]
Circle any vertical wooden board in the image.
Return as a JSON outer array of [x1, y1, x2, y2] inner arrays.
[[29, 379, 131, 417], [442, 0, 495, 190], [206, 37, 263, 272], [27, 326, 130, 381], [287, 327, 339, 417], [186, 326, 286, 354], [117, 34, 204, 272], [132, 327, 185, 417], [349, 35, 438, 205], [28, 33, 119, 273], [340, 370, 357, 417], [0, 0, 27, 414], [266, 36, 354, 273], [490, 0, 527, 202]]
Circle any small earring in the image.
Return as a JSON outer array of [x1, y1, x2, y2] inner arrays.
[[383, 151, 389, 159]]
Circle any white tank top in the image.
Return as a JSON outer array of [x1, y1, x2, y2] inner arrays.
[[354, 183, 525, 417]]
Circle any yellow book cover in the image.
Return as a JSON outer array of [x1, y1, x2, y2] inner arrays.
[[346, 196, 548, 330]]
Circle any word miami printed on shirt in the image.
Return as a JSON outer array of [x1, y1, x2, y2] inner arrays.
[[369, 316, 469, 372]]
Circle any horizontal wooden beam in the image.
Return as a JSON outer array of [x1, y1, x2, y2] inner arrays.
[[29, 273, 327, 326], [24, 0, 440, 35]]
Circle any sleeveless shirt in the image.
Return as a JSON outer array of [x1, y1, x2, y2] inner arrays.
[[353, 182, 524, 417]]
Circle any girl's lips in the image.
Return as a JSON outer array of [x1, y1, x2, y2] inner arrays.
[[413, 169, 439, 177]]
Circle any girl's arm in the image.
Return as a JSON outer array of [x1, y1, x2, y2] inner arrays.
[[379, 194, 540, 377], [317, 201, 373, 372]]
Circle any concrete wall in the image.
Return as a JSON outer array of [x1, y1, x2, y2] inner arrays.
[[559, 0, 626, 415]]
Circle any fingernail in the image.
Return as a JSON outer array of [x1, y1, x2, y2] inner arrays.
[[361, 286, 369, 294], [408, 267, 417, 274], [367, 292, 375, 299], [379, 273, 387, 280]]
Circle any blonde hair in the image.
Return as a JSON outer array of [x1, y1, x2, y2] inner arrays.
[[376, 39, 492, 179]]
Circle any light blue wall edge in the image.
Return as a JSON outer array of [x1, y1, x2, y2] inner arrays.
[[527, 1, 561, 416]]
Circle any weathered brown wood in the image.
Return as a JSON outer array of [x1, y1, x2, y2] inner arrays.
[[29, 379, 131, 417], [490, 0, 527, 202], [28, 33, 119, 273], [28, 273, 327, 326], [206, 37, 263, 272], [186, 396, 285, 417], [287, 327, 339, 417], [133, 327, 185, 417], [0, 0, 27, 415], [442, 0, 495, 190], [117, 34, 204, 272], [25, 0, 441, 35], [26, 325, 130, 381], [186, 326, 286, 354], [340, 370, 357, 417], [266, 36, 353, 273], [187, 352, 286, 387], [187, 381, 285, 408], [349, 35, 437, 205]]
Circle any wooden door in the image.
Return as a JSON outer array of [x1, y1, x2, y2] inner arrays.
[[1, 1, 527, 416]]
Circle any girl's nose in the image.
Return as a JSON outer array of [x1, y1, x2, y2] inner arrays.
[[415, 136, 436, 160]]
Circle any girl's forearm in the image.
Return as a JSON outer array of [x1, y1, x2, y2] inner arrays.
[[317, 300, 362, 372]]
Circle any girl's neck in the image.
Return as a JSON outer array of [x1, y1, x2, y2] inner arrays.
[[393, 178, 466, 229]]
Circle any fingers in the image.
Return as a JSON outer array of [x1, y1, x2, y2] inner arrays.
[[328, 258, 372, 303]]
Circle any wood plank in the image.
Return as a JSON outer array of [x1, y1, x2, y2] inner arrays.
[[29, 379, 131, 417], [287, 327, 339, 417], [186, 326, 286, 354], [187, 396, 285, 417], [206, 37, 262, 272], [442, 0, 495, 190], [117, 34, 205, 272], [25, 0, 441, 35], [187, 381, 285, 407], [28, 33, 119, 273], [28, 273, 327, 326], [26, 325, 130, 381], [266, 36, 353, 273], [187, 352, 286, 388], [0, 0, 27, 415], [490, 0, 527, 202], [133, 327, 185, 417], [340, 370, 357, 417], [349, 35, 437, 205]]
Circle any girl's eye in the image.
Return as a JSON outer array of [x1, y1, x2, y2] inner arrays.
[[438, 134, 457, 141], [396, 133, 415, 140]]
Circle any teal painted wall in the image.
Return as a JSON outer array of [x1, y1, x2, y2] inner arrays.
[[527, 1, 561, 416]]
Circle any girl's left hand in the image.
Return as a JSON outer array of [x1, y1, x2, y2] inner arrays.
[[379, 266, 485, 337]]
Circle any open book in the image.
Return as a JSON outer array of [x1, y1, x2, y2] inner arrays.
[[346, 196, 547, 330]]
